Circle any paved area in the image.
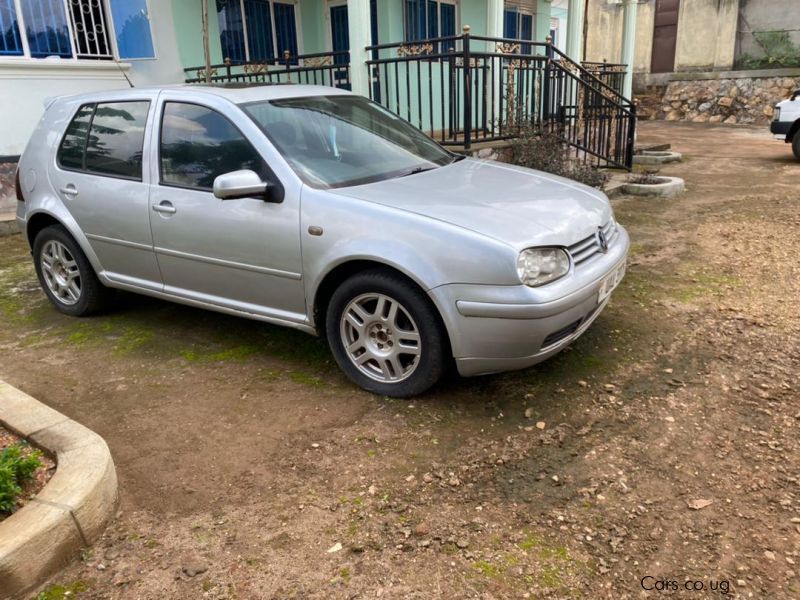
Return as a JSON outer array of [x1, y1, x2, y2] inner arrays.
[[1, 121, 799, 598]]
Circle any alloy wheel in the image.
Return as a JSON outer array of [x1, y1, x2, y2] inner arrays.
[[40, 240, 81, 306], [340, 293, 422, 383]]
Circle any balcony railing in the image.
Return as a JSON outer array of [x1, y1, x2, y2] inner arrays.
[[582, 61, 627, 97], [366, 32, 636, 169], [184, 50, 351, 89]]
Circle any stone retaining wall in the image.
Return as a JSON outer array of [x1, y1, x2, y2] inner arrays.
[[657, 76, 799, 125]]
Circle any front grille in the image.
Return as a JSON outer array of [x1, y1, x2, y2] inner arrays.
[[541, 319, 582, 349], [567, 220, 618, 266]]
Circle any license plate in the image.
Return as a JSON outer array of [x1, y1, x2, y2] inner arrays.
[[598, 261, 626, 304]]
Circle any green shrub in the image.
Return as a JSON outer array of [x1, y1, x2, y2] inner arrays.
[[736, 31, 800, 70], [508, 125, 609, 190], [0, 443, 43, 514]]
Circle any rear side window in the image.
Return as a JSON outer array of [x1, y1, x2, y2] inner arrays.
[[57, 105, 94, 170], [160, 102, 266, 190], [57, 101, 150, 180]]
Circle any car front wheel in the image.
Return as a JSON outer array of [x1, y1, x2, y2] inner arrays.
[[793, 132, 800, 159], [33, 225, 111, 316], [326, 270, 446, 397]]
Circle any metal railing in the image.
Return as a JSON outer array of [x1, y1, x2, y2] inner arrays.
[[184, 50, 351, 89], [366, 31, 636, 169], [582, 61, 627, 97]]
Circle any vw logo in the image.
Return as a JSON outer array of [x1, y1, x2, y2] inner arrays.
[[596, 228, 609, 253]]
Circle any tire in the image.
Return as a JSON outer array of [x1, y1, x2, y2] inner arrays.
[[793, 132, 800, 159], [326, 269, 446, 397], [32, 225, 112, 316]]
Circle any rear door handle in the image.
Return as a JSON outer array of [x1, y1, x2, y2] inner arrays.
[[152, 201, 177, 215], [60, 185, 79, 198]]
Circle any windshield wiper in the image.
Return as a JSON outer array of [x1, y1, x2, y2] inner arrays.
[[450, 154, 467, 163], [399, 165, 438, 178]]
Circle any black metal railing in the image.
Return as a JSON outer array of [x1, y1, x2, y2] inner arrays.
[[184, 50, 351, 89], [366, 31, 636, 169], [582, 61, 627, 97]]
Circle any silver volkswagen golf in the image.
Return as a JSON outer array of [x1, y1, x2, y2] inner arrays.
[[15, 84, 628, 397]]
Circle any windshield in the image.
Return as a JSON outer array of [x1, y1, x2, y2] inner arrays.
[[242, 95, 454, 188]]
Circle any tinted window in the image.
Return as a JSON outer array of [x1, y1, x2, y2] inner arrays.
[[160, 102, 266, 190], [85, 102, 150, 180], [57, 104, 94, 170]]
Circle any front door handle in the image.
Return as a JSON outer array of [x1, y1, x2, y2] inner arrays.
[[60, 185, 79, 198], [152, 201, 177, 215]]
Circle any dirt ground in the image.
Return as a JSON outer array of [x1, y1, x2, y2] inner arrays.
[[2, 121, 799, 599]]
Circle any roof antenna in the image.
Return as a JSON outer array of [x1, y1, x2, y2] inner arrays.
[[115, 59, 135, 88]]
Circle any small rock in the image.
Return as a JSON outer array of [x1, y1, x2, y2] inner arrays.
[[577, 380, 588, 387], [182, 563, 208, 578], [405, 474, 416, 482], [456, 539, 469, 549], [97, 563, 107, 571], [665, 416, 675, 423], [687, 499, 713, 510], [524, 407, 534, 419], [448, 477, 461, 487], [368, 484, 377, 496], [422, 473, 434, 483], [327, 542, 343, 554], [764, 550, 776, 561], [536, 421, 546, 430], [603, 384, 616, 392], [350, 543, 365, 553], [414, 522, 431, 537]]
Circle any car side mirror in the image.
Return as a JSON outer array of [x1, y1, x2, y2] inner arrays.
[[792, 89, 800, 101], [213, 170, 274, 202]]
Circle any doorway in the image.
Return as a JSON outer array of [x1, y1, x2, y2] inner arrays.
[[651, 0, 679, 73]]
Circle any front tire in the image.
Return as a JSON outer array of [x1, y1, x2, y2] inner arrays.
[[33, 225, 111, 316], [326, 270, 446, 397], [792, 132, 800, 159]]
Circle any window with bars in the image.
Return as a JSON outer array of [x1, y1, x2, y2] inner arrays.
[[0, 0, 155, 61], [217, 0, 299, 65], [403, 0, 456, 43]]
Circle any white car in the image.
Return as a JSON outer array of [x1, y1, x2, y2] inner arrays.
[[771, 90, 800, 159]]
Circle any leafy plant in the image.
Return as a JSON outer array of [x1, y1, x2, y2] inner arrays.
[[736, 31, 800, 70], [0, 443, 43, 514], [508, 125, 609, 190]]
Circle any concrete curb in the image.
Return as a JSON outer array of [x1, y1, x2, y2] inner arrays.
[[0, 381, 118, 599], [622, 176, 686, 198]]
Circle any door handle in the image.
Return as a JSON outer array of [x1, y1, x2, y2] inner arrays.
[[152, 201, 177, 215], [60, 185, 79, 198]]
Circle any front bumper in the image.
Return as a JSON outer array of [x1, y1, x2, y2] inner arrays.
[[430, 225, 630, 377], [770, 120, 791, 140]]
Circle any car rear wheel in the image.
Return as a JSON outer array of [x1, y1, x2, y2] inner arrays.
[[793, 132, 800, 159], [326, 270, 445, 397], [33, 225, 111, 316]]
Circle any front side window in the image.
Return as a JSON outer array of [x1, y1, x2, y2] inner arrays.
[[217, 0, 299, 65], [108, 0, 156, 60], [57, 101, 150, 180], [160, 102, 266, 190], [243, 95, 454, 189]]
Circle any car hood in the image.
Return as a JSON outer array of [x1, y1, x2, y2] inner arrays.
[[333, 159, 612, 249]]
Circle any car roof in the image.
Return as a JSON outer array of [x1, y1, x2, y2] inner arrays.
[[50, 83, 352, 107]]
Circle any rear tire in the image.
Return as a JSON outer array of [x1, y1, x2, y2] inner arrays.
[[792, 132, 800, 159], [326, 269, 445, 397], [33, 225, 112, 316]]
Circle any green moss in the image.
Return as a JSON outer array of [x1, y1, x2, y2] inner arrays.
[[287, 371, 325, 387], [473, 560, 500, 577], [35, 581, 88, 600], [180, 344, 260, 363]]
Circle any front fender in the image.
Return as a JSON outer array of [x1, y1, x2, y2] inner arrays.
[[300, 186, 519, 323]]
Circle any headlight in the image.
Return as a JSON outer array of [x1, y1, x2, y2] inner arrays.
[[517, 248, 570, 287]]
